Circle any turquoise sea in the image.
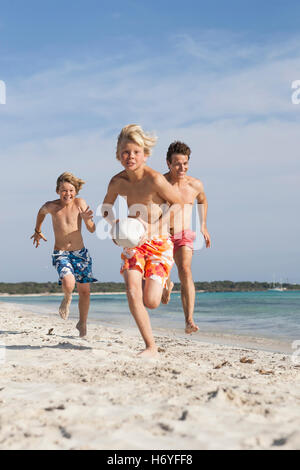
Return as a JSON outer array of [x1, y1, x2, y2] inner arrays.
[[1, 290, 300, 343]]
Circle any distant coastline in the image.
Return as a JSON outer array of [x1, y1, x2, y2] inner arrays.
[[0, 290, 206, 297], [0, 292, 127, 297], [0, 281, 299, 295]]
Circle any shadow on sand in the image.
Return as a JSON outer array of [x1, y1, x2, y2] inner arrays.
[[4, 341, 92, 351]]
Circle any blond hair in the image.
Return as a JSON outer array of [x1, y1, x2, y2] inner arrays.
[[56, 172, 85, 194], [116, 124, 157, 160]]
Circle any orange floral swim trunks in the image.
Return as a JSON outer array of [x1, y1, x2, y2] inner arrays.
[[120, 237, 174, 287]]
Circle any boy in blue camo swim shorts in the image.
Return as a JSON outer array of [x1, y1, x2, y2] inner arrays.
[[52, 248, 97, 285], [31, 172, 97, 337]]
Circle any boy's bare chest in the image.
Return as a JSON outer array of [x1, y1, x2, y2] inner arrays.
[[177, 184, 197, 204], [119, 180, 163, 206], [52, 207, 80, 227]]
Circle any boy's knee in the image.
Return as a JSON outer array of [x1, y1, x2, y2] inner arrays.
[[126, 285, 143, 302], [143, 295, 160, 310], [178, 265, 192, 279], [77, 280, 90, 294], [62, 275, 75, 291], [78, 288, 90, 298]]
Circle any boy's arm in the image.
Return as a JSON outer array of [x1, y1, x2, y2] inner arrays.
[[101, 177, 119, 226], [196, 182, 211, 248], [77, 198, 96, 233], [30, 203, 49, 248]]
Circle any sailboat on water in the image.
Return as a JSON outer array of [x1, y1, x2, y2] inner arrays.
[[268, 277, 287, 292]]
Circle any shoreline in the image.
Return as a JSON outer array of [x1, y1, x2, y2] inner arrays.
[[0, 301, 293, 355], [1, 289, 300, 297], [0, 292, 128, 297], [0, 291, 205, 297]]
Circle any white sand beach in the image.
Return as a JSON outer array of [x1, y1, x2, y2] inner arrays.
[[0, 301, 299, 450]]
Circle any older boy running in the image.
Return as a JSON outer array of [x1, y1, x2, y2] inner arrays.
[[162, 141, 211, 334], [101, 124, 183, 358]]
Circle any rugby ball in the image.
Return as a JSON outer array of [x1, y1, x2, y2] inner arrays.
[[112, 218, 146, 248]]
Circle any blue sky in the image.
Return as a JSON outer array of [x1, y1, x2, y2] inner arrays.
[[0, 0, 300, 283]]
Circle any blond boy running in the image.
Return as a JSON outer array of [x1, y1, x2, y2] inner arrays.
[[31, 172, 97, 337], [162, 141, 211, 334], [102, 124, 182, 358]]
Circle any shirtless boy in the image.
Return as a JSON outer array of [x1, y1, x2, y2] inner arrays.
[[162, 141, 211, 334], [101, 124, 183, 357], [30, 172, 97, 337]]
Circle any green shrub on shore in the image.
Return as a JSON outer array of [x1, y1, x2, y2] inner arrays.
[[0, 281, 299, 295]]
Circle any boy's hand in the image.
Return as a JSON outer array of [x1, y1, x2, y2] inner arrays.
[[201, 225, 211, 248], [30, 231, 47, 248], [79, 206, 94, 222]]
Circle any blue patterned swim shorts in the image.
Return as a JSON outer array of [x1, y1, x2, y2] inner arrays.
[[52, 247, 97, 285]]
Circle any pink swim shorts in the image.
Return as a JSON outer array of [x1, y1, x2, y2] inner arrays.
[[171, 229, 196, 254]]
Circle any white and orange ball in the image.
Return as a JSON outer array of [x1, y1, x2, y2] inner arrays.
[[112, 218, 146, 248]]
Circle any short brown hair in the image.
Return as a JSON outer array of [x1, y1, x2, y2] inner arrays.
[[166, 141, 191, 163], [56, 172, 85, 194]]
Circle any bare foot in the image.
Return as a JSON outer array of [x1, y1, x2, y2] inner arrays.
[[137, 347, 159, 358], [76, 321, 87, 338], [59, 295, 72, 320], [185, 321, 199, 334], [161, 281, 174, 305]]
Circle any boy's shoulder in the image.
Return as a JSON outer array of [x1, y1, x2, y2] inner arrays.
[[144, 166, 165, 183], [187, 175, 204, 191], [109, 167, 164, 186], [109, 170, 128, 185], [73, 197, 86, 206], [40, 199, 60, 213], [44, 199, 58, 205]]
